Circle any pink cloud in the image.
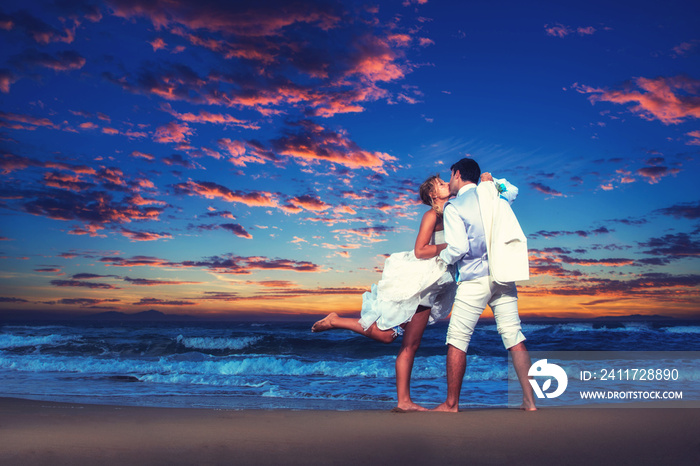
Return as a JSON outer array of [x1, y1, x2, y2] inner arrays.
[[150, 37, 167, 51], [11, 49, 85, 71], [119, 228, 173, 242], [636, 166, 680, 184], [162, 103, 259, 129], [173, 180, 280, 208], [271, 120, 396, 174], [574, 76, 700, 124], [154, 121, 193, 144], [346, 35, 407, 83], [0, 69, 16, 93], [131, 151, 155, 161], [43, 172, 92, 192], [0, 111, 59, 130], [686, 130, 700, 145], [672, 40, 699, 57], [283, 195, 331, 213], [109, 0, 340, 38], [545, 23, 597, 38], [68, 224, 106, 237]]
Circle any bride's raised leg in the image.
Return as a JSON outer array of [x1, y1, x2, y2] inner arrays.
[[395, 306, 431, 411], [312, 312, 396, 344]]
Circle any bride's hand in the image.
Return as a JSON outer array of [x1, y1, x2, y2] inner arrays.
[[481, 172, 493, 182]]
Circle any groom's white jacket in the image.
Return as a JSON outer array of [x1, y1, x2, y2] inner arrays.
[[476, 179, 529, 284]]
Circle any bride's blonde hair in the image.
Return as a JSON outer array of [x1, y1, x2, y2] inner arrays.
[[419, 175, 443, 216]]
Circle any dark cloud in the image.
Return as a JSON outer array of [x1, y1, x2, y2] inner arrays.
[[55, 298, 120, 307], [162, 153, 196, 168], [21, 188, 165, 227], [558, 256, 635, 267], [34, 267, 62, 273], [123, 277, 201, 286], [636, 165, 680, 184], [219, 223, 252, 239], [654, 201, 700, 220], [119, 228, 173, 242], [530, 227, 613, 239], [536, 273, 700, 299], [98, 253, 324, 274], [9, 48, 85, 71], [72, 273, 119, 279], [608, 217, 648, 226], [529, 182, 563, 197], [0, 296, 29, 303], [638, 233, 700, 260], [51, 279, 119, 289], [0, 9, 76, 44]]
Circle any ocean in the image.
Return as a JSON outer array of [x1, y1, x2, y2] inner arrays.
[[1, 318, 699, 410]]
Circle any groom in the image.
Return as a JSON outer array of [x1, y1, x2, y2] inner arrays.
[[434, 158, 536, 412]]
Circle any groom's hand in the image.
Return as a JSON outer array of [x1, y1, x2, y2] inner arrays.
[[481, 172, 493, 182]]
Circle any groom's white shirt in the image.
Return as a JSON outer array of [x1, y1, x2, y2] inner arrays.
[[439, 184, 489, 282]]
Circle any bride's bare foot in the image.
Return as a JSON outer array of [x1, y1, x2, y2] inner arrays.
[[311, 313, 337, 332], [396, 401, 428, 412], [431, 402, 459, 413]]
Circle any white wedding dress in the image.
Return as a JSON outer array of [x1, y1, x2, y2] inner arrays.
[[358, 230, 457, 334]]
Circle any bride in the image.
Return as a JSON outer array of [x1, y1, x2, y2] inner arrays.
[[312, 174, 457, 411]]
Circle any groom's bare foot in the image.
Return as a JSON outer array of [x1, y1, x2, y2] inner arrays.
[[311, 313, 337, 332], [396, 401, 428, 412], [520, 401, 537, 411], [431, 402, 459, 413]]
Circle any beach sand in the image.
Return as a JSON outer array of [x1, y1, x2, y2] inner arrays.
[[1, 397, 698, 465]]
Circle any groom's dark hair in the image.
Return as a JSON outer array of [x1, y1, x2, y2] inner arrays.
[[450, 158, 481, 183]]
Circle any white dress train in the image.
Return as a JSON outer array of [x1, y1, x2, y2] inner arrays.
[[358, 230, 456, 334]]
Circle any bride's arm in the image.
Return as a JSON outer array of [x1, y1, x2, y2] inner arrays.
[[414, 209, 447, 259]]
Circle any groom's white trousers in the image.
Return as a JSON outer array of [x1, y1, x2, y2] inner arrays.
[[446, 275, 525, 353]]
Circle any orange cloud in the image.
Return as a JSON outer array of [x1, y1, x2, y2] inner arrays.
[[574, 76, 700, 124], [162, 103, 259, 129], [119, 228, 173, 242], [0, 70, 15, 93], [0, 111, 59, 130], [283, 195, 331, 212], [154, 121, 193, 144], [272, 120, 396, 174], [218, 139, 280, 167], [173, 180, 279, 208], [686, 130, 700, 145], [150, 37, 167, 51], [42, 172, 91, 192]]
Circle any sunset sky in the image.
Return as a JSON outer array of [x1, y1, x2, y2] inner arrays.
[[1, 0, 698, 320]]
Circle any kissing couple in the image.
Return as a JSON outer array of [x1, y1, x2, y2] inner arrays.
[[312, 157, 537, 412]]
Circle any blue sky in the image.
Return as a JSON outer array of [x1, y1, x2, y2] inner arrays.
[[0, 0, 698, 319]]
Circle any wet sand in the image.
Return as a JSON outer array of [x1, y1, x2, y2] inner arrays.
[[1, 397, 698, 465]]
